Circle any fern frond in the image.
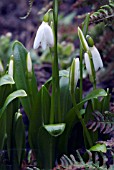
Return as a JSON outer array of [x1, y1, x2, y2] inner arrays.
[[90, 1, 114, 25], [20, 0, 34, 19], [87, 111, 114, 135], [59, 150, 113, 170]]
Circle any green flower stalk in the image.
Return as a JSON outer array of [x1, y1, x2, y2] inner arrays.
[[69, 58, 93, 147], [50, 0, 61, 124]]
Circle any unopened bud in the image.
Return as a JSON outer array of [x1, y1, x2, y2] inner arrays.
[[8, 55, 14, 77], [0, 60, 4, 74], [27, 52, 32, 77], [86, 35, 94, 47], [78, 27, 89, 52], [69, 58, 80, 94]]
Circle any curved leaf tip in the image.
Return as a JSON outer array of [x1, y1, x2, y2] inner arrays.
[[12, 40, 26, 51], [44, 123, 66, 137]]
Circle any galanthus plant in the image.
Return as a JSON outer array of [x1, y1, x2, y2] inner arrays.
[[0, 0, 112, 169]]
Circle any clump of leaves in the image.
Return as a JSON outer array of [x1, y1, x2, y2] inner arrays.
[[87, 111, 114, 135]]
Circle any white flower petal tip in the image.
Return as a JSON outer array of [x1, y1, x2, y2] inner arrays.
[[0, 60, 4, 73], [84, 53, 92, 75], [69, 58, 80, 93], [33, 21, 54, 50], [27, 52, 32, 73], [8, 59, 14, 77], [90, 46, 103, 72], [74, 58, 80, 87]]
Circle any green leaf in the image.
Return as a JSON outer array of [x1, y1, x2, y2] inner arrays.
[[38, 127, 55, 169], [44, 123, 66, 137], [0, 113, 6, 150], [78, 89, 107, 107], [60, 77, 72, 120], [0, 74, 15, 86], [41, 85, 51, 124], [101, 89, 111, 113], [90, 143, 107, 153], [13, 41, 38, 119], [84, 101, 98, 148], [0, 90, 27, 118], [14, 112, 25, 165]]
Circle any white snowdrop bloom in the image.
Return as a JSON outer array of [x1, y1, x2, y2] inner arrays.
[[8, 59, 14, 77], [84, 46, 103, 75], [27, 52, 32, 73], [33, 21, 54, 50], [84, 53, 92, 75]]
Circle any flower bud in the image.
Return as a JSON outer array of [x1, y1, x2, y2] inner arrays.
[[69, 58, 80, 94], [78, 27, 89, 52], [86, 35, 94, 47], [27, 52, 32, 72], [8, 55, 14, 77], [0, 60, 4, 75]]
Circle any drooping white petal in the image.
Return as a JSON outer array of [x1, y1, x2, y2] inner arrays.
[[33, 22, 44, 49], [74, 58, 80, 87], [90, 46, 103, 72], [84, 53, 92, 75], [44, 23, 54, 47], [41, 33, 47, 50]]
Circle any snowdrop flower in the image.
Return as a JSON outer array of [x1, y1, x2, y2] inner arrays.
[[84, 46, 103, 75], [69, 58, 80, 93], [33, 21, 54, 50], [27, 52, 32, 73], [8, 56, 14, 77]]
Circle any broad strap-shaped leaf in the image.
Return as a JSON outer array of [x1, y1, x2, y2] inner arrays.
[[44, 123, 66, 137], [78, 89, 107, 107], [41, 85, 51, 124], [14, 112, 25, 165], [13, 41, 38, 119], [84, 101, 98, 148], [0, 90, 27, 118], [28, 85, 51, 167], [0, 74, 15, 86], [38, 127, 56, 169], [60, 77, 72, 120], [0, 113, 6, 150]]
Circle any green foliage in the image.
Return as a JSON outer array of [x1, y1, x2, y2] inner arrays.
[[0, 73, 26, 169]]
